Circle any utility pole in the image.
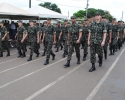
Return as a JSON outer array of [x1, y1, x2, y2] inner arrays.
[[121, 11, 124, 20], [29, 0, 31, 8], [86, 0, 89, 18]]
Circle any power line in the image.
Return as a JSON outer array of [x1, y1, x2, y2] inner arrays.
[[36, 0, 86, 8]]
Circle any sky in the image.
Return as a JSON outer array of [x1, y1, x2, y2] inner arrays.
[[0, 0, 125, 21]]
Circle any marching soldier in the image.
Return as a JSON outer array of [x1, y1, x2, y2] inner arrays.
[[59, 19, 69, 58], [15, 20, 27, 58], [117, 20, 125, 50], [109, 18, 119, 55], [101, 16, 112, 59], [21, 20, 40, 61], [42, 18, 56, 65], [81, 18, 89, 61], [0, 21, 10, 57], [64, 16, 82, 68], [88, 12, 107, 72], [55, 21, 63, 52]]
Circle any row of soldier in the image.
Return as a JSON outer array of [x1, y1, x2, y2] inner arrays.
[[0, 12, 125, 72]]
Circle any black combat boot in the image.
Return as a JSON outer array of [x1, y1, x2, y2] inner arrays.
[[55, 47, 59, 52], [52, 54, 55, 60], [77, 58, 80, 64], [89, 63, 96, 72], [62, 51, 66, 58], [99, 56, 102, 67], [21, 51, 26, 58], [36, 51, 40, 57], [27, 55, 32, 61], [60, 45, 63, 50], [109, 50, 112, 56], [83, 54, 87, 61], [0, 52, 3, 57], [6, 51, 10, 57], [44, 59, 49, 65], [112, 49, 115, 55], [18, 51, 22, 58], [65, 51, 68, 55], [42, 51, 46, 56], [64, 60, 70, 68]]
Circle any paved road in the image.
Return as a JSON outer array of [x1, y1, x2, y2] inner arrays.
[[0, 45, 125, 100]]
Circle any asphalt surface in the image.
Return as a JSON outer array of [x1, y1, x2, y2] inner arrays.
[[0, 44, 125, 100]]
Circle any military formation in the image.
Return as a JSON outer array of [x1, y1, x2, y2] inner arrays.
[[0, 12, 125, 72]]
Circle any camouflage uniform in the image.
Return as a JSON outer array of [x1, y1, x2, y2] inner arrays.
[[89, 21, 107, 63], [67, 23, 82, 61], [16, 25, 27, 55], [81, 24, 89, 59], [118, 24, 125, 49], [110, 24, 119, 54], [27, 26, 39, 56], [44, 24, 56, 60], [0, 26, 10, 57]]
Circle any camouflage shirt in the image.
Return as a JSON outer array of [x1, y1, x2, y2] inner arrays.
[[0, 26, 8, 40], [55, 26, 61, 37], [111, 24, 119, 38], [68, 23, 82, 43], [45, 24, 56, 42], [27, 26, 39, 42], [61, 25, 69, 40], [17, 26, 26, 40], [118, 25, 125, 39], [89, 21, 107, 44], [81, 25, 89, 41]]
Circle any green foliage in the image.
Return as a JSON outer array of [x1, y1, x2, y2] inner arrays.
[[73, 10, 86, 18], [39, 2, 61, 13]]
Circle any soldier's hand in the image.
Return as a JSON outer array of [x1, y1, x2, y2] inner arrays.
[[21, 39, 24, 43], [76, 39, 80, 44], [37, 40, 39, 44], [1, 38, 4, 41], [88, 41, 90, 46], [101, 41, 105, 47], [109, 40, 111, 43], [67, 41, 69, 45], [42, 39, 44, 43], [53, 41, 56, 44], [15, 36, 17, 39]]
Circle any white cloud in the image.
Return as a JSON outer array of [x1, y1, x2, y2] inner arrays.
[[0, 0, 125, 21]]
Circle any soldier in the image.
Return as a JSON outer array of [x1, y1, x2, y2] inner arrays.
[[0, 21, 10, 57], [42, 18, 56, 65], [109, 18, 119, 55], [15, 20, 27, 58], [81, 18, 89, 61], [41, 21, 47, 56], [117, 20, 125, 50], [88, 12, 107, 72], [55, 21, 63, 52], [21, 20, 40, 61], [101, 16, 112, 59], [64, 16, 82, 68], [59, 19, 69, 58]]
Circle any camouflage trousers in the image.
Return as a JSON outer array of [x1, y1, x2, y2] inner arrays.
[[16, 40, 26, 52], [90, 42, 103, 63], [45, 41, 55, 60], [103, 41, 108, 53], [29, 42, 38, 56], [67, 42, 80, 61], [0, 40, 10, 53], [118, 38, 123, 49], [63, 39, 68, 52], [81, 40, 88, 54], [109, 38, 117, 51]]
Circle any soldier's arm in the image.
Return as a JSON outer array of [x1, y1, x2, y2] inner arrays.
[[53, 26, 56, 43], [78, 27, 82, 41], [2, 27, 8, 39], [117, 27, 120, 40]]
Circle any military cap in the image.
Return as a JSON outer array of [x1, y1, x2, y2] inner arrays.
[[47, 18, 52, 20], [29, 20, 34, 22], [17, 20, 22, 23], [71, 16, 76, 19], [43, 21, 47, 23], [84, 18, 88, 21], [57, 21, 61, 23], [118, 20, 122, 22], [0, 20, 4, 24], [64, 19, 68, 22], [102, 16, 107, 18], [112, 18, 116, 20], [33, 20, 37, 23], [95, 12, 101, 16]]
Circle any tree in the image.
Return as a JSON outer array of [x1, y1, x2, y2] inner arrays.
[[39, 2, 61, 13], [73, 10, 86, 18]]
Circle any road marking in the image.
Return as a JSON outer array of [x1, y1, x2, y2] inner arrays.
[[25, 60, 89, 100], [85, 47, 125, 100], [0, 50, 62, 74], [0, 53, 76, 89]]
